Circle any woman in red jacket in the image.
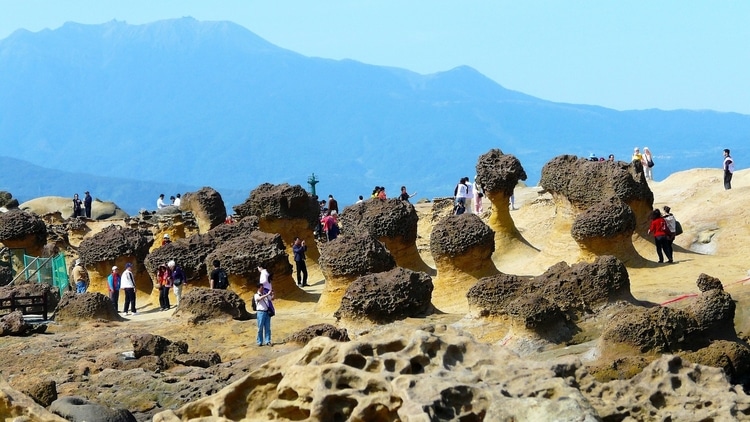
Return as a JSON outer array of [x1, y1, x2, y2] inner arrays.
[[648, 208, 673, 263]]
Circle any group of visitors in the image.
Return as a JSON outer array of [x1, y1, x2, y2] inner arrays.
[[156, 193, 181, 209], [647, 206, 678, 264], [154, 260, 187, 311], [107, 263, 137, 315], [71, 191, 93, 218], [453, 176, 484, 215], [632, 147, 655, 180]]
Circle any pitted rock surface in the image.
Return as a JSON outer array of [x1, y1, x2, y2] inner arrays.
[[338, 198, 418, 244], [429, 214, 494, 258], [334, 267, 433, 323], [285, 324, 350, 345], [23, 379, 57, 408], [144, 233, 215, 281], [468, 256, 633, 321], [696, 273, 724, 292], [0, 282, 60, 315], [680, 340, 750, 386], [0, 266, 11, 286], [475, 148, 528, 196], [0, 209, 47, 245], [131, 333, 189, 367], [540, 155, 653, 209], [0, 376, 67, 421], [207, 216, 259, 242], [0, 191, 19, 209], [180, 187, 227, 232], [688, 289, 736, 339], [173, 287, 251, 323], [506, 294, 564, 329], [0, 311, 34, 336], [571, 198, 636, 240], [53, 292, 120, 323], [318, 233, 396, 278], [233, 183, 319, 228], [77, 225, 152, 264]]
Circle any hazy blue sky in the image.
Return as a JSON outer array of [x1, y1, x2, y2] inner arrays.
[[2, 0, 748, 114]]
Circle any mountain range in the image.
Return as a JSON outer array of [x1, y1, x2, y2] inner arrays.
[[1, 17, 749, 214]]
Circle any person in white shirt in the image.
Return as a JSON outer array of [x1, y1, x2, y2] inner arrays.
[[254, 283, 273, 346], [173, 193, 181, 207], [723, 149, 735, 190], [121, 263, 137, 315], [156, 194, 167, 209]]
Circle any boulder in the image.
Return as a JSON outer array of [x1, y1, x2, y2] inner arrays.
[[0, 310, 33, 336], [680, 340, 750, 386], [174, 352, 222, 369], [173, 287, 251, 323], [570, 198, 639, 261], [0, 210, 47, 256], [130, 333, 189, 368], [696, 272, 724, 292], [466, 273, 527, 317], [0, 376, 66, 421], [23, 379, 58, 407], [19, 196, 128, 220], [0, 191, 19, 210], [180, 187, 227, 233], [338, 198, 430, 272], [50, 396, 137, 422], [505, 294, 565, 329], [285, 324, 350, 345], [53, 291, 120, 323], [317, 233, 396, 313], [602, 305, 696, 353], [688, 289, 736, 340], [475, 149, 528, 245], [334, 267, 434, 323]]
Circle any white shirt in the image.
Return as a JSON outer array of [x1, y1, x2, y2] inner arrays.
[[259, 269, 272, 292], [157, 197, 166, 209], [121, 269, 135, 289], [173, 197, 181, 206], [254, 292, 270, 311]]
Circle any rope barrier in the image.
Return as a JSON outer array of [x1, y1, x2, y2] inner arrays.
[[659, 275, 750, 306]]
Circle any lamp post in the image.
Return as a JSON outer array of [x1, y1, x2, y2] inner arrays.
[[307, 173, 319, 197]]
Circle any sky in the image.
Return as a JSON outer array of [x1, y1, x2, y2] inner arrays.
[[1, 0, 749, 115]]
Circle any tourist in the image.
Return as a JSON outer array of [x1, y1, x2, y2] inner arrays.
[[371, 186, 380, 199], [84, 191, 92, 218], [161, 234, 171, 246], [72, 259, 88, 293], [608, 154, 615, 162], [473, 176, 483, 213], [356, 195, 364, 204], [174, 193, 181, 206], [377, 187, 387, 200], [169, 195, 176, 205], [121, 263, 137, 315], [643, 147, 654, 180], [254, 283, 273, 346], [156, 194, 167, 209], [258, 264, 273, 293], [156, 264, 172, 311], [453, 177, 469, 215], [168, 260, 187, 305], [107, 265, 121, 312], [209, 259, 228, 290], [588, 153, 599, 162], [292, 237, 308, 287], [327, 194, 339, 214], [647, 209, 673, 263], [399, 186, 416, 203], [321, 211, 340, 241], [662, 206, 677, 257], [723, 149, 734, 190], [632, 147, 643, 163], [72, 194, 83, 218]]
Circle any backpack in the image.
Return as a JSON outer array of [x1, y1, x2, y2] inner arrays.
[[216, 269, 229, 289], [674, 221, 683, 236], [172, 267, 185, 286]]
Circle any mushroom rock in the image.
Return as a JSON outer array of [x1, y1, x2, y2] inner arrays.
[[0, 191, 19, 210], [77, 225, 153, 297], [334, 267, 434, 323], [233, 183, 321, 261], [338, 198, 431, 273], [180, 187, 227, 233], [429, 214, 498, 311], [53, 291, 120, 323], [475, 149, 530, 249], [570, 198, 639, 263], [19, 196, 128, 220], [317, 233, 396, 314], [0, 210, 48, 256], [540, 155, 654, 241]]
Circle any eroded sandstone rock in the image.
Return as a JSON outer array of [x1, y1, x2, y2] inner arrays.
[[286, 324, 350, 345], [0, 375, 66, 421], [173, 287, 251, 323], [0, 209, 47, 256], [53, 291, 120, 323], [570, 198, 639, 259], [180, 187, 227, 233], [475, 149, 528, 246]]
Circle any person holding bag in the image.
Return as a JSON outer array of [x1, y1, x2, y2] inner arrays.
[[254, 283, 273, 346]]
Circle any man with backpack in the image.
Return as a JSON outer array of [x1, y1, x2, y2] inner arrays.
[[210, 259, 229, 290]]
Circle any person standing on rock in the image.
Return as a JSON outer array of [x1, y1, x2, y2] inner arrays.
[[292, 237, 308, 287], [157, 264, 172, 310], [156, 194, 167, 209], [72, 194, 83, 218], [121, 263, 137, 315], [327, 194, 339, 214], [107, 266, 121, 312], [254, 283, 273, 346], [72, 259, 88, 293], [723, 149, 734, 190], [453, 177, 469, 215], [169, 260, 186, 305], [84, 191, 92, 218], [647, 209, 673, 264], [173, 193, 181, 207], [399, 186, 416, 203], [642, 147, 654, 180]]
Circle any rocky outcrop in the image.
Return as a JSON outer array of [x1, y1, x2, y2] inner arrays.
[[475, 149, 529, 247], [233, 183, 321, 261], [0, 210, 47, 256], [681, 340, 750, 386], [0, 376, 67, 421], [23, 379, 57, 408], [53, 291, 120, 323], [334, 267, 434, 323], [179, 187, 227, 234], [317, 233, 396, 313], [285, 324, 350, 345], [19, 196, 129, 220], [429, 214, 497, 310], [77, 225, 153, 295], [131, 333, 189, 364], [50, 396, 137, 422], [173, 287, 251, 322], [539, 155, 654, 262], [154, 325, 750, 422], [0, 191, 19, 210], [338, 198, 430, 272], [0, 311, 35, 336]]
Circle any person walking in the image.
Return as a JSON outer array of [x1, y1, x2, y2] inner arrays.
[[292, 237, 308, 287], [643, 147, 654, 180], [662, 206, 677, 261], [723, 149, 734, 190], [107, 266, 121, 312], [168, 260, 186, 305], [121, 263, 137, 315], [72, 194, 83, 218], [254, 283, 273, 346], [453, 177, 469, 215], [84, 191, 93, 218], [72, 259, 89, 293], [209, 259, 229, 290], [157, 264, 172, 310], [648, 209, 673, 263]]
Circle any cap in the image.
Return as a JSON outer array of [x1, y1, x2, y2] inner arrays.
[[112, 266, 118, 271], [125, 263, 132, 268], [168, 260, 175, 268], [589, 153, 596, 158], [163, 234, 170, 239]]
